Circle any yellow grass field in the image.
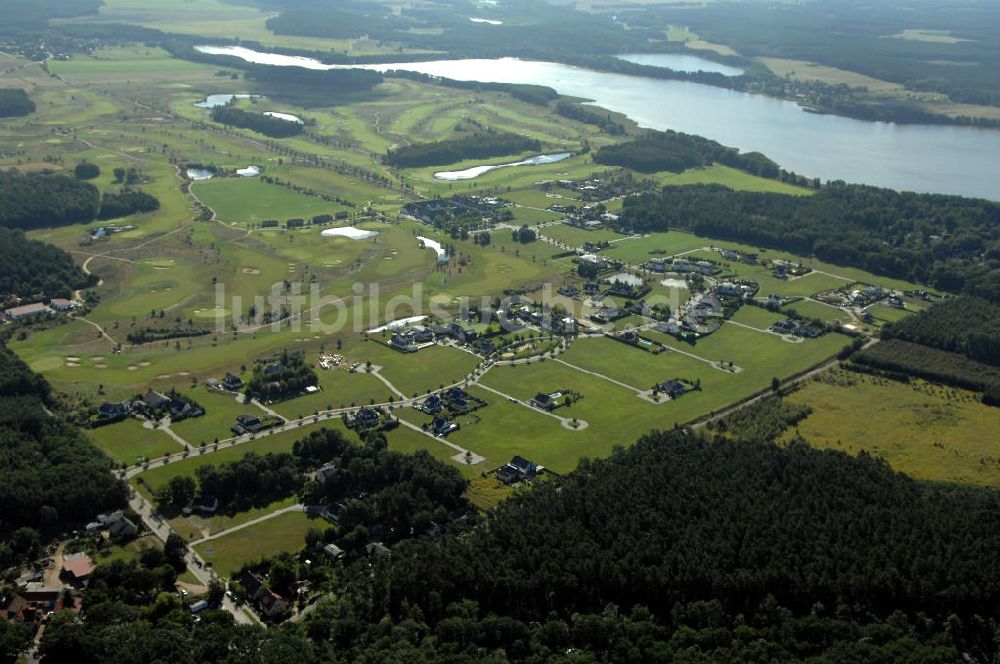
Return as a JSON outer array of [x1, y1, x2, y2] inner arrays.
[[783, 370, 1000, 488]]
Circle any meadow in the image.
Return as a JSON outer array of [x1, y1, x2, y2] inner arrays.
[[783, 370, 1000, 488]]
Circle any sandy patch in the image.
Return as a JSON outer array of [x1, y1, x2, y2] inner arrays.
[[139, 361, 151, 367], [92, 356, 104, 361], [242, 267, 261, 274], [95, 364, 108, 369], [65, 356, 81, 362], [128, 365, 138, 371], [66, 362, 81, 367]]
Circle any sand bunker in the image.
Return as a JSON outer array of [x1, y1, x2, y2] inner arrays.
[[95, 364, 108, 369], [66, 356, 81, 362], [128, 366, 138, 371], [242, 267, 261, 274], [139, 361, 151, 367]]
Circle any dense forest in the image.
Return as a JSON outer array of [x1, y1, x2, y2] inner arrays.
[[31, 430, 1000, 662], [0, 169, 100, 229], [881, 296, 1000, 366], [0, 228, 96, 304], [0, 169, 161, 229], [387, 131, 541, 168], [98, 188, 160, 220], [594, 129, 788, 180], [637, 0, 1000, 107], [0, 88, 35, 118], [242, 64, 383, 95], [555, 100, 624, 135], [617, 183, 1000, 301], [210, 106, 303, 138], [0, 346, 126, 560]]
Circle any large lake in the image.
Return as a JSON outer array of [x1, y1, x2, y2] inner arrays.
[[197, 45, 1000, 199]]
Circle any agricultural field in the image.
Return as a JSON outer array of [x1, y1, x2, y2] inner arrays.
[[783, 370, 1000, 488]]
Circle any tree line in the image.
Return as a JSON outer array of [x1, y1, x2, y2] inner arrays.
[[617, 183, 1000, 301], [387, 131, 541, 168], [0, 227, 96, 304]]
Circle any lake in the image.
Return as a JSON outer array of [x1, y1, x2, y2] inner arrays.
[[196, 45, 1000, 199]]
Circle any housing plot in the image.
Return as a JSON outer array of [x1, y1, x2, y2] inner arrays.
[[86, 418, 183, 466], [193, 510, 319, 577]]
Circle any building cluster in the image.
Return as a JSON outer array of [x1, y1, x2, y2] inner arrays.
[[0, 298, 76, 323]]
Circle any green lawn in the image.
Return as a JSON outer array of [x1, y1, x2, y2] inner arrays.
[[86, 418, 183, 466], [193, 510, 318, 577], [193, 179, 341, 225], [349, 343, 481, 398], [271, 368, 394, 419]]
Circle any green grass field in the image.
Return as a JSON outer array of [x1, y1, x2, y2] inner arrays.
[[193, 510, 317, 577], [194, 179, 341, 225], [783, 370, 1000, 487], [86, 418, 184, 465]]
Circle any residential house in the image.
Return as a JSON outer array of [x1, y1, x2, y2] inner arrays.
[[365, 542, 391, 559], [390, 329, 418, 353], [529, 392, 561, 411], [431, 417, 458, 437], [143, 388, 171, 411], [315, 463, 337, 485], [61, 552, 95, 584], [420, 394, 444, 414], [411, 325, 434, 343], [98, 400, 132, 423], [48, 298, 76, 312], [355, 407, 381, 429], [558, 285, 579, 298], [496, 456, 539, 484], [583, 283, 600, 296], [658, 380, 689, 399], [222, 373, 244, 391], [322, 543, 344, 560]]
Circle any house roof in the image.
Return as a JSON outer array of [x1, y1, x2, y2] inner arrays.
[[62, 552, 95, 579]]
